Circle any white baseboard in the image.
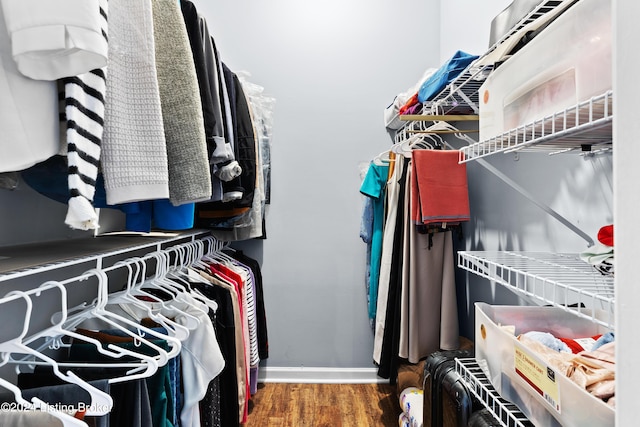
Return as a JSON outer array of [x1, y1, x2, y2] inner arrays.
[[257, 366, 388, 384]]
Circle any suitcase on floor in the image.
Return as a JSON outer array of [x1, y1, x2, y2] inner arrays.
[[422, 349, 475, 427], [468, 408, 502, 427]]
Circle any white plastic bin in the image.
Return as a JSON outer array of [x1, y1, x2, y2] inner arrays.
[[474, 303, 614, 427], [479, 0, 612, 142]]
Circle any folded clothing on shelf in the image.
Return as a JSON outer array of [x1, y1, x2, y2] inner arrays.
[[416, 50, 478, 104]]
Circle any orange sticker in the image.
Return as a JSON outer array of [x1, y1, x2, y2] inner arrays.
[[483, 90, 489, 104]]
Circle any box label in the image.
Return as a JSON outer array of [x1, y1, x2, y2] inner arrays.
[[514, 345, 561, 413]]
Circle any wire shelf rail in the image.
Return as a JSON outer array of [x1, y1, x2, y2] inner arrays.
[[456, 358, 534, 427], [0, 231, 212, 284], [460, 91, 613, 162], [457, 251, 615, 328]]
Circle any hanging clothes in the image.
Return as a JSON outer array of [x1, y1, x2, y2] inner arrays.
[[192, 282, 240, 427], [0, 0, 108, 80], [100, 0, 169, 205], [371, 151, 461, 379], [180, 0, 227, 177], [398, 157, 459, 362], [411, 149, 470, 226], [196, 270, 248, 424], [60, 0, 108, 231], [373, 156, 404, 364], [376, 156, 409, 382], [360, 162, 389, 320], [195, 69, 259, 232], [151, 0, 212, 206], [0, 4, 62, 174]]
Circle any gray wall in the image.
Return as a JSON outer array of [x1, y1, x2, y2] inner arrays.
[[458, 151, 613, 339], [0, 180, 92, 246], [199, 0, 512, 370], [198, 0, 441, 369]]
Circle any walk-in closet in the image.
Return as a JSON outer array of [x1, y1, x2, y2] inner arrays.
[[0, 0, 631, 426]]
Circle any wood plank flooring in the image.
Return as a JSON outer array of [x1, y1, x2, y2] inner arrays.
[[245, 383, 402, 426]]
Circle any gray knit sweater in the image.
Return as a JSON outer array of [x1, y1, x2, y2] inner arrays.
[[152, 0, 211, 206]]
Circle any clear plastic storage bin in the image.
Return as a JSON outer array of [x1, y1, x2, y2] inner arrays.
[[478, 0, 612, 142], [474, 303, 614, 427]]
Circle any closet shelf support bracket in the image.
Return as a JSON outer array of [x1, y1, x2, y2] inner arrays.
[[475, 157, 595, 247]]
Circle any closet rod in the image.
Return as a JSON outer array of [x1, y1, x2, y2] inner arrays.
[[0, 231, 213, 284], [56, 236, 222, 287], [400, 114, 479, 122], [408, 129, 478, 134]]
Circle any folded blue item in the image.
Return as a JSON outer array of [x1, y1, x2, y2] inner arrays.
[[522, 331, 572, 353], [417, 50, 479, 103], [21, 155, 194, 232], [592, 331, 615, 351]]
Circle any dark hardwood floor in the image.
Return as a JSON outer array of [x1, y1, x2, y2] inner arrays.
[[244, 382, 402, 426]]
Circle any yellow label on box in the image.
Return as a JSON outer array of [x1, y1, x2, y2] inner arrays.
[[514, 345, 561, 413]]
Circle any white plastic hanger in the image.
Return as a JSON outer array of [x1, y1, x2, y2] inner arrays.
[[13, 285, 160, 386], [183, 240, 211, 271], [64, 269, 179, 366], [372, 149, 393, 166], [137, 251, 204, 329], [163, 244, 217, 306], [92, 268, 183, 361], [3, 282, 114, 415], [105, 260, 191, 342], [0, 292, 88, 426]]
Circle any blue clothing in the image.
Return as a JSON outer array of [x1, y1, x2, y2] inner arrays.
[[360, 162, 389, 320], [21, 156, 194, 232], [522, 331, 572, 353], [360, 196, 374, 244], [592, 332, 615, 351], [417, 50, 479, 103]]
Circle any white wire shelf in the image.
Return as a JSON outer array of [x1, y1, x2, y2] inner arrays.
[[460, 91, 613, 162], [458, 251, 615, 328], [422, 64, 493, 116], [392, 65, 490, 145], [0, 230, 212, 284], [393, 0, 576, 138], [456, 358, 534, 427]]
